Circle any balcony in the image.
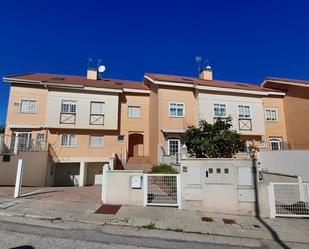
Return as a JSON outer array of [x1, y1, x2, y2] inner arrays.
[[89, 114, 104, 125], [60, 113, 76, 124], [238, 118, 252, 131]]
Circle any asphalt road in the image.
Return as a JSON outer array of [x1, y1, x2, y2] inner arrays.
[[0, 216, 306, 249]]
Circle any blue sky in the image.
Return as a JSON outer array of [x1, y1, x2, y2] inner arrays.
[[0, 1, 309, 125]]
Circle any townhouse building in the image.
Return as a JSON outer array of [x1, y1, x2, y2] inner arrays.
[[2, 66, 307, 187], [3, 69, 150, 186], [262, 77, 309, 150], [144, 68, 286, 165]]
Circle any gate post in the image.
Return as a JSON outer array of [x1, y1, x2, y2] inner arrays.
[[298, 176, 305, 202], [143, 174, 147, 206], [177, 174, 181, 209], [14, 159, 23, 198], [268, 183, 276, 218]]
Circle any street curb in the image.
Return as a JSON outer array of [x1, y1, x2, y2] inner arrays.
[[0, 210, 308, 245]]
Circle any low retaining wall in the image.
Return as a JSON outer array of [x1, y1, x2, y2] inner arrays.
[[103, 169, 144, 206], [0, 151, 52, 186], [259, 150, 309, 182]]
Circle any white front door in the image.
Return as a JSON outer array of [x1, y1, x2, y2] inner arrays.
[[167, 139, 180, 163]]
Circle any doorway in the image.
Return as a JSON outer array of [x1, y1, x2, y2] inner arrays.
[[128, 133, 144, 157]]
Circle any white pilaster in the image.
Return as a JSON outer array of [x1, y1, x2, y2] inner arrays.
[[79, 162, 87, 187]]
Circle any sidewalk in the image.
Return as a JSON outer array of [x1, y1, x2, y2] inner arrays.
[[0, 188, 308, 245]]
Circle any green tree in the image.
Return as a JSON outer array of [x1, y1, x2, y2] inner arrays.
[[180, 117, 246, 158]]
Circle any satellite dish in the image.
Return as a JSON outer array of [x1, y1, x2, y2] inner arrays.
[[98, 65, 106, 73]]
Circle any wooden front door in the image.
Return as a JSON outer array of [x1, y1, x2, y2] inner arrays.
[[129, 133, 144, 157]]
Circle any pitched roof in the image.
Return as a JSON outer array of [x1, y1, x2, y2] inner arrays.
[[3, 73, 149, 91], [264, 77, 309, 85], [145, 73, 275, 92]]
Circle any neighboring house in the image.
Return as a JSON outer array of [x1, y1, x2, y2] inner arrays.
[[262, 77, 309, 150], [145, 67, 285, 165], [2, 68, 150, 186]]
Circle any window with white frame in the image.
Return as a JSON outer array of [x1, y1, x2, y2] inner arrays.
[[238, 105, 251, 118], [89, 135, 104, 148], [61, 100, 76, 113], [36, 133, 45, 141], [128, 106, 141, 118], [265, 109, 278, 122], [60, 134, 76, 147], [213, 103, 227, 117], [269, 138, 282, 151], [169, 102, 185, 117], [20, 100, 37, 113], [90, 102, 105, 115]]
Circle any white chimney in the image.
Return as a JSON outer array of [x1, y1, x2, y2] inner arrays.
[[199, 65, 213, 80], [87, 67, 98, 80]]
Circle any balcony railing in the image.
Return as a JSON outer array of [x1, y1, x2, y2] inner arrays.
[[0, 134, 48, 155], [238, 118, 252, 131], [90, 114, 104, 125], [60, 112, 76, 124]]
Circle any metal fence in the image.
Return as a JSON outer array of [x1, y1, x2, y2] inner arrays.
[[144, 174, 181, 208], [0, 134, 48, 155], [269, 182, 309, 217]]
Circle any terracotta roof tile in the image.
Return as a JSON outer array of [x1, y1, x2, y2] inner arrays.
[[265, 77, 309, 85], [145, 73, 274, 92], [4, 73, 149, 90]]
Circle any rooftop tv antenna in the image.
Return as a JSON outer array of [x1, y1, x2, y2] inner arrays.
[[195, 56, 209, 73]]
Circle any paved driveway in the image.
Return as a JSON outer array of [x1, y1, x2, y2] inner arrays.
[[0, 186, 102, 204]]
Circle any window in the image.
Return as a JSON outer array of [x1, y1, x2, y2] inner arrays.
[[36, 133, 45, 141], [20, 100, 37, 113], [90, 102, 104, 125], [208, 168, 213, 174], [60, 134, 76, 147], [89, 135, 104, 148], [90, 102, 104, 115], [167, 139, 180, 163], [118, 135, 125, 141], [265, 109, 278, 122], [224, 168, 229, 174], [214, 103, 227, 117], [128, 106, 141, 118], [238, 105, 251, 118], [216, 168, 221, 174], [169, 102, 185, 117], [61, 100, 76, 113], [269, 139, 282, 151]]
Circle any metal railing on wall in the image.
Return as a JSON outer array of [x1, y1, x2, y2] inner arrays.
[[0, 134, 48, 155]]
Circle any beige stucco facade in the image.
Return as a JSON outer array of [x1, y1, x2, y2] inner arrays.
[[282, 86, 309, 149], [262, 96, 288, 149], [198, 91, 265, 136], [5, 84, 47, 132]]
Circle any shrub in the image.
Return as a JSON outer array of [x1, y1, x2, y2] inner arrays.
[[151, 164, 177, 174]]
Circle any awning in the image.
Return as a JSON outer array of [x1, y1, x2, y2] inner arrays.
[[8, 124, 44, 129], [161, 128, 186, 133]]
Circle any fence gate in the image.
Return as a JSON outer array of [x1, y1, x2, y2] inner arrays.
[[269, 182, 309, 217], [144, 174, 181, 208]]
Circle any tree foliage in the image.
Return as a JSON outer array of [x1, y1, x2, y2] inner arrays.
[[180, 117, 246, 158]]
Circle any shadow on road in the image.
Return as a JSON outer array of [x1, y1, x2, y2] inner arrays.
[[10, 246, 34, 249], [252, 157, 290, 249]]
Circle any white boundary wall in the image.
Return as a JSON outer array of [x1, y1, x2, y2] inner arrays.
[[180, 158, 270, 216], [259, 150, 309, 182], [102, 169, 144, 206]]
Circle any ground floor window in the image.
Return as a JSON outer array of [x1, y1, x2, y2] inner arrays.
[[60, 134, 76, 147], [269, 139, 282, 151]]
